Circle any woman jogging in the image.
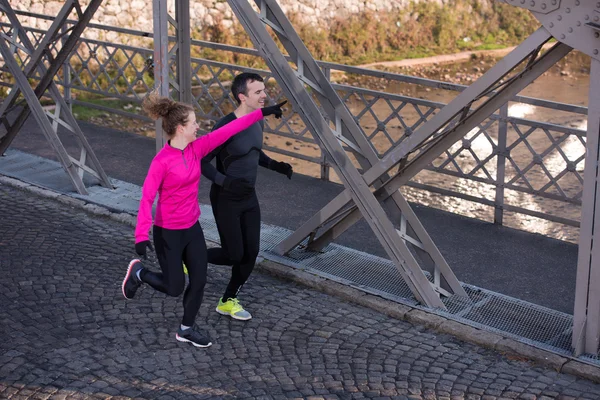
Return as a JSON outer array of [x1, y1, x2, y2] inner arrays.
[[121, 92, 285, 348]]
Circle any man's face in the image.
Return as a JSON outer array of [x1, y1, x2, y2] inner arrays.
[[240, 79, 266, 111]]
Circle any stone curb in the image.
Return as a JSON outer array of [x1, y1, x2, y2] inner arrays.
[[257, 259, 577, 375], [1, 174, 598, 383]]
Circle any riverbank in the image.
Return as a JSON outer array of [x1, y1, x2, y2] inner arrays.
[[356, 45, 545, 69], [194, 1, 540, 67], [355, 48, 590, 88]]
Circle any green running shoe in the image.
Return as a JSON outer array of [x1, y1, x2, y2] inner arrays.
[[216, 297, 252, 320]]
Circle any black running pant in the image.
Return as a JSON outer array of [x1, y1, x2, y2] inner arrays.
[[140, 221, 207, 327], [209, 185, 261, 301]]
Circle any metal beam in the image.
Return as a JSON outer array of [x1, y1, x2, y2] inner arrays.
[[249, 2, 467, 301], [259, 0, 466, 300], [176, 0, 192, 104], [256, 0, 408, 225], [152, 0, 192, 152], [0, 37, 87, 194], [284, 30, 570, 252], [367, 28, 553, 183], [573, 57, 600, 356], [0, 0, 112, 194], [254, 0, 376, 169], [0, 0, 112, 190], [228, 0, 471, 308], [380, 41, 571, 193], [0, 0, 77, 146], [0, 0, 104, 157], [494, 104, 509, 225], [152, 0, 170, 151]]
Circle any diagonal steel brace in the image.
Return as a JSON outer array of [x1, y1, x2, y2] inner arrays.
[[251, 0, 468, 300], [280, 28, 570, 255], [228, 0, 471, 308], [0, 0, 103, 156], [0, 0, 112, 189]]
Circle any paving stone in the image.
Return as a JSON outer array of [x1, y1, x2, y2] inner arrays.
[[2, 184, 600, 398]]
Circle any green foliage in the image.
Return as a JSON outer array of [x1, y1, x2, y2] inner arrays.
[[0, 1, 539, 107], [0, 86, 9, 98], [191, 15, 264, 69], [189, 0, 539, 66]]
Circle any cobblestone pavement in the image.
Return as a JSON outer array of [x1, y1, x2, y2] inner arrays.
[[1, 183, 600, 400]]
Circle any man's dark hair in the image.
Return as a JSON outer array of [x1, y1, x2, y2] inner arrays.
[[231, 72, 264, 104]]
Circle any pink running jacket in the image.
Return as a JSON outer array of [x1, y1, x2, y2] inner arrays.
[[135, 109, 264, 243]]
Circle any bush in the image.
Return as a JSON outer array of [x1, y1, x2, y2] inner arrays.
[[191, 0, 539, 66]]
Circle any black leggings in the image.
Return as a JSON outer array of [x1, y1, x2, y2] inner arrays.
[[140, 221, 207, 326], [209, 185, 261, 301]]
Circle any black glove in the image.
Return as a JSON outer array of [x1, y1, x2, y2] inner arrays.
[[261, 101, 287, 119], [271, 160, 293, 179], [135, 240, 154, 259], [223, 176, 254, 195]]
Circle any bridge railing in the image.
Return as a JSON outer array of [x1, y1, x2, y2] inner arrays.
[[0, 10, 586, 241]]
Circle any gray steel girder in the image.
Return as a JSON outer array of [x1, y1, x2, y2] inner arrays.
[[227, 0, 471, 308], [0, 0, 112, 194], [278, 28, 569, 273], [151, 0, 192, 152], [501, 0, 600, 356], [573, 58, 600, 356]]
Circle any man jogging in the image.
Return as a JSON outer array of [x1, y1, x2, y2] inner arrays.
[[202, 72, 293, 321]]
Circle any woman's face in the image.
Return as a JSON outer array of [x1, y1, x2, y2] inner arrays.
[[178, 111, 199, 144]]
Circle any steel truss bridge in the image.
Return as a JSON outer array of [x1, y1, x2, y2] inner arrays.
[[1, 0, 600, 358]]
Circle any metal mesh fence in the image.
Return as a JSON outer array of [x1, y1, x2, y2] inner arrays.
[[0, 11, 588, 235]]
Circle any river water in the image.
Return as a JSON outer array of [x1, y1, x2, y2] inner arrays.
[[388, 65, 588, 243]]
